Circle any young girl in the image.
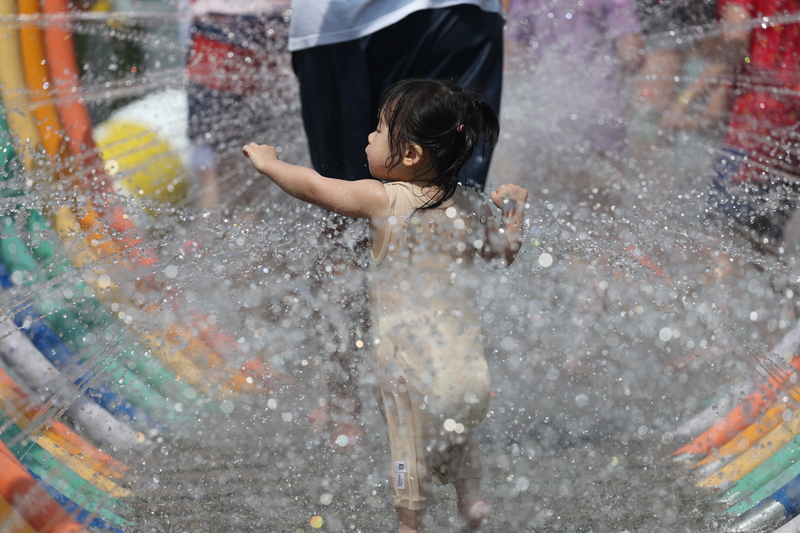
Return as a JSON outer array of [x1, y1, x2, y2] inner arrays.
[[243, 78, 528, 533]]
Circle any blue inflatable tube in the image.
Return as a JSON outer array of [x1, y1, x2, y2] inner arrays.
[[0, 262, 164, 432], [727, 474, 800, 532]]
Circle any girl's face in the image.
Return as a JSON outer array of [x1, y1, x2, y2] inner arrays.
[[365, 116, 395, 180]]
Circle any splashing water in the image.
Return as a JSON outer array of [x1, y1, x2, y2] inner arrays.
[[1, 1, 800, 532]]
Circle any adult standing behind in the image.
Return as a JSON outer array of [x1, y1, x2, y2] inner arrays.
[[286, 1, 506, 450], [289, 1, 505, 190], [506, 0, 642, 156]]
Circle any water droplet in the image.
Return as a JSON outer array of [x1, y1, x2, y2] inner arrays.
[[220, 400, 234, 414]]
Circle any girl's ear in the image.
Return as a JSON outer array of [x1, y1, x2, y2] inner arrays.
[[402, 143, 425, 168]]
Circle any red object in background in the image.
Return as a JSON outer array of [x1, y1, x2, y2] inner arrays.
[[717, 0, 800, 183]]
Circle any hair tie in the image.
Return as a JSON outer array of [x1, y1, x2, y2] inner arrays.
[[456, 124, 464, 133]]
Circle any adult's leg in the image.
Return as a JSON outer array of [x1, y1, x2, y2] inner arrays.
[[186, 74, 225, 211], [292, 42, 375, 181], [707, 93, 800, 250], [292, 40, 377, 447], [310, 215, 370, 448]]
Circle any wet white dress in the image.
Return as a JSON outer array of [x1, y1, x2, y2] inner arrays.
[[369, 181, 494, 510]]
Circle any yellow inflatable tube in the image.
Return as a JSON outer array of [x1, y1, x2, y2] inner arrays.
[[693, 401, 789, 470]]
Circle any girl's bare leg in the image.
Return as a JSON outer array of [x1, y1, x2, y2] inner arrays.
[[455, 478, 491, 531], [397, 508, 425, 533]]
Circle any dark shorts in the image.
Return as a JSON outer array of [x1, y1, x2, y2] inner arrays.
[[707, 89, 800, 247], [707, 148, 798, 246], [635, 0, 717, 36], [291, 4, 504, 190]]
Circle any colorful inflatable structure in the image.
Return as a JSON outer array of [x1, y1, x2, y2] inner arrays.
[[0, 2, 277, 531], [5, 2, 798, 532], [672, 320, 800, 532]]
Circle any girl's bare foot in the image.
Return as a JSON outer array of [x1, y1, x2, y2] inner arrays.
[[455, 479, 491, 531], [462, 500, 491, 531]]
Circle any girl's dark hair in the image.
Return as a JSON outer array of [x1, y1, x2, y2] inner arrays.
[[377, 78, 500, 209]]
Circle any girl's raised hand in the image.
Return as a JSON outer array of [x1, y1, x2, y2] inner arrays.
[[482, 183, 528, 266], [242, 142, 279, 173], [490, 184, 528, 210]]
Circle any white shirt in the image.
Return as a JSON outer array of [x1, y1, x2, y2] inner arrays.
[[190, 0, 290, 16], [288, 0, 504, 51]]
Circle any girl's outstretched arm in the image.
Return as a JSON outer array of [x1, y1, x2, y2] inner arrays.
[[243, 143, 389, 220], [482, 184, 528, 266]]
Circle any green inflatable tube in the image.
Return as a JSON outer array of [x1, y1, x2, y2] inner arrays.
[[22, 210, 212, 409], [0, 212, 183, 425], [718, 434, 800, 505], [726, 443, 800, 515]]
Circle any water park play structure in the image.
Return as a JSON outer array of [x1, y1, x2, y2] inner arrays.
[[0, 2, 278, 531], [1, 2, 800, 532]]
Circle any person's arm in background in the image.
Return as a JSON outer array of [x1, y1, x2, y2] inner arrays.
[[660, 46, 729, 132], [660, 1, 751, 132], [719, 1, 752, 67], [608, 0, 645, 71], [617, 32, 645, 71]]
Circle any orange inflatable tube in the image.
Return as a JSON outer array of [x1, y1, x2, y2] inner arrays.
[[0, 440, 88, 533], [697, 411, 800, 489], [18, 0, 65, 158], [42, 0, 155, 268], [692, 402, 787, 468], [56, 206, 273, 394], [672, 384, 778, 457]]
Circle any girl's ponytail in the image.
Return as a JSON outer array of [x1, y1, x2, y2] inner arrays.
[[378, 78, 501, 208], [472, 99, 500, 158]]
